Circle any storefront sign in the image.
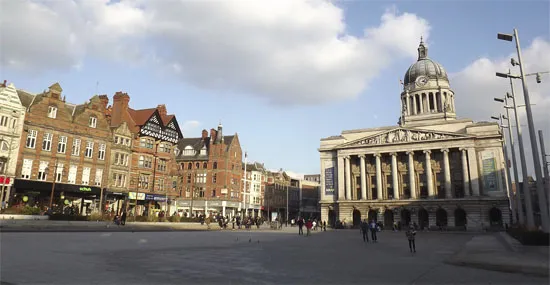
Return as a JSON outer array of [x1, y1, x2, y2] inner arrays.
[[128, 192, 145, 200], [79, 187, 92, 192], [145, 194, 167, 202], [481, 151, 498, 192], [324, 167, 335, 195]]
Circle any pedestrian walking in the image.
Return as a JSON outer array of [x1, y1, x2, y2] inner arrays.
[[305, 220, 313, 236], [369, 220, 378, 242], [360, 220, 369, 242], [406, 226, 417, 253], [121, 211, 127, 226], [297, 218, 304, 235], [323, 221, 327, 231]]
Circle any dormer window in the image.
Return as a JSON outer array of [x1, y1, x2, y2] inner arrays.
[[47, 106, 57, 119], [200, 146, 207, 156], [89, 116, 97, 128], [184, 145, 195, 156]]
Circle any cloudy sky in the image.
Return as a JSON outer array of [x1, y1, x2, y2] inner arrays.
[[1, 0, 549, 176]]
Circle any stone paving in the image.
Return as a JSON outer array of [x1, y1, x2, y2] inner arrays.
[[1, 229, 548, 285]]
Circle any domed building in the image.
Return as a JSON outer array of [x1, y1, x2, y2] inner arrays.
[[318, 39, 510, 231]]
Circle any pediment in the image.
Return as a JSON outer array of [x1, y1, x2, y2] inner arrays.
[[338, 128, 471, 148]]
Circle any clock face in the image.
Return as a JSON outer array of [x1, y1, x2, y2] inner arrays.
[[416, 76, 428, 86]]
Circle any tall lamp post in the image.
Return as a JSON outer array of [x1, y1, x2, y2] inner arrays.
[[491, 115, 516, 224], [496, 29, 549, 232], [494, 95, 525, 225], [48, 159, 62, 210], [539, 131, 550, 214]]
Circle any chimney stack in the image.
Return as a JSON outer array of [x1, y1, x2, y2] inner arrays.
[[157, 104, 167, 118], [201, 129, 208, 140], [113, 92, 130, 112], [1, 80, 6, 87], [210, 128, 217, 143], [98, 95, 109, 110]]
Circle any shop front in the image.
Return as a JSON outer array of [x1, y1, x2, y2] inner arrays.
[[104, 191, 128, 215], [0, 175, 14, 209], [176, 199, 242, 218], [12, 179, 101, 215]]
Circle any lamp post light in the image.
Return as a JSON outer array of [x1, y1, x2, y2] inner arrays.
[[497, 29, 549, 232], [491, 114, 516, 224], [494, 96, 525, 225]]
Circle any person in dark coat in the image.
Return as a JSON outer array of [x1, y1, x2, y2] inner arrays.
[[121, 211, 127, 226], [360, 220, 369, 242]]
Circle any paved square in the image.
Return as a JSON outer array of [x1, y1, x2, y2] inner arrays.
[[1, 229, 548, 284]]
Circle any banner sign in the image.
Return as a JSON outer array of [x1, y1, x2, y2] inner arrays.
[[324, 167, 335, 195], [481, 152, 498, 192]]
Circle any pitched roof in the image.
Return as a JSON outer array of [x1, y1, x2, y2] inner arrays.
[[127, 107, 176, 127]]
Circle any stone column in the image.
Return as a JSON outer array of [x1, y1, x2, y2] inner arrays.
[[460, 148, 470, 196], [419, 94, 424, 114], [407, 151, 416, 199], [344, 156, 351, 200], [320, 159, 327, 201], [467, 148, 481, 196], [412, 95, 417, 115], [359, 154, 367, 200], [337, 156, 345, 200], [424, 150, 434, 197], [442, 149, 452, 199], [406, 95, 410, 116], [375, 154, 383, 200], [391, 152, 399, 200], [431, 93, 436, 112]]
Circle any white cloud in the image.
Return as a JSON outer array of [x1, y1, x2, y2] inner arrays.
[[0, 0, 430, 105], [181, 120, 201, 136], [451, 37, 550, 178]]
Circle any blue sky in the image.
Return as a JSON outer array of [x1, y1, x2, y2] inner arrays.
[[1, 0, 549, 176]]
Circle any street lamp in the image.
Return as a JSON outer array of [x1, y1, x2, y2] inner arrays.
[[497, 29, 549, 232], [494, 96, 525, 225], [491, 114, 516, 224]]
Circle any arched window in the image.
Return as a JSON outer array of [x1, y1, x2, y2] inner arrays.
[[203, 162, 208, 169], [195, 162, 200, 169], [187, 163, 192, 170], [213, 162, 217, 169]]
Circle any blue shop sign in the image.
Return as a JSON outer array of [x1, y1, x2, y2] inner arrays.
[[145, 194, 167, 202]]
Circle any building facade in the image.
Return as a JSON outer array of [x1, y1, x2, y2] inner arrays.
[[319, 40, 510, 230], [264, 170, 300, 222], [175, 125, 243, 217], [0, 81, 26, 208], [14, 83, 112, 214], [243, 162, 266, 217], [300, 179, 321, 219], [107, 92, 183, 216]]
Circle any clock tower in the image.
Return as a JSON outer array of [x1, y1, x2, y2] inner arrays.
[[399, 38, 457, 126]]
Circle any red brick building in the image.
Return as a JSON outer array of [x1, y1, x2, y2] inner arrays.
[[14, 83, 112, 214], [175, 124, 243, 217], [107, 92, 183, 216]]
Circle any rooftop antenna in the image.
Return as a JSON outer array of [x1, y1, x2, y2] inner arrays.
[[96, 81, 99, 95]]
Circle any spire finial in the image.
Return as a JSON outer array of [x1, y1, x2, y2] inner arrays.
[[417, 36, 427, 60]]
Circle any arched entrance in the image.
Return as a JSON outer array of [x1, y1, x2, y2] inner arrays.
[[418, 208, 429, 230], [328, 209, 336, 228], [436, 208, 448, 228], [454, 208, 467, 227], [401, 209, 411, 227], [384, 210, 394, 229], [352, 209, 362, 228], [489, 207, 502, 226], [368, 209, 377, 222]]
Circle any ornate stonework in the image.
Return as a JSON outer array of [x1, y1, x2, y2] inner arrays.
[[340, 128, 468, 148]]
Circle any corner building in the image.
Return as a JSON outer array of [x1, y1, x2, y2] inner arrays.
[[14, 83, 112, 213], [319, 40, 510, 231], [175, 125, 243, 218]]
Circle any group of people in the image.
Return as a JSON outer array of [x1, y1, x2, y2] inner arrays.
[[202, 214, 264, 230], [112, 211, 127, 226], [296, 218, 327, 236], [359, 219, 417, 253]]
